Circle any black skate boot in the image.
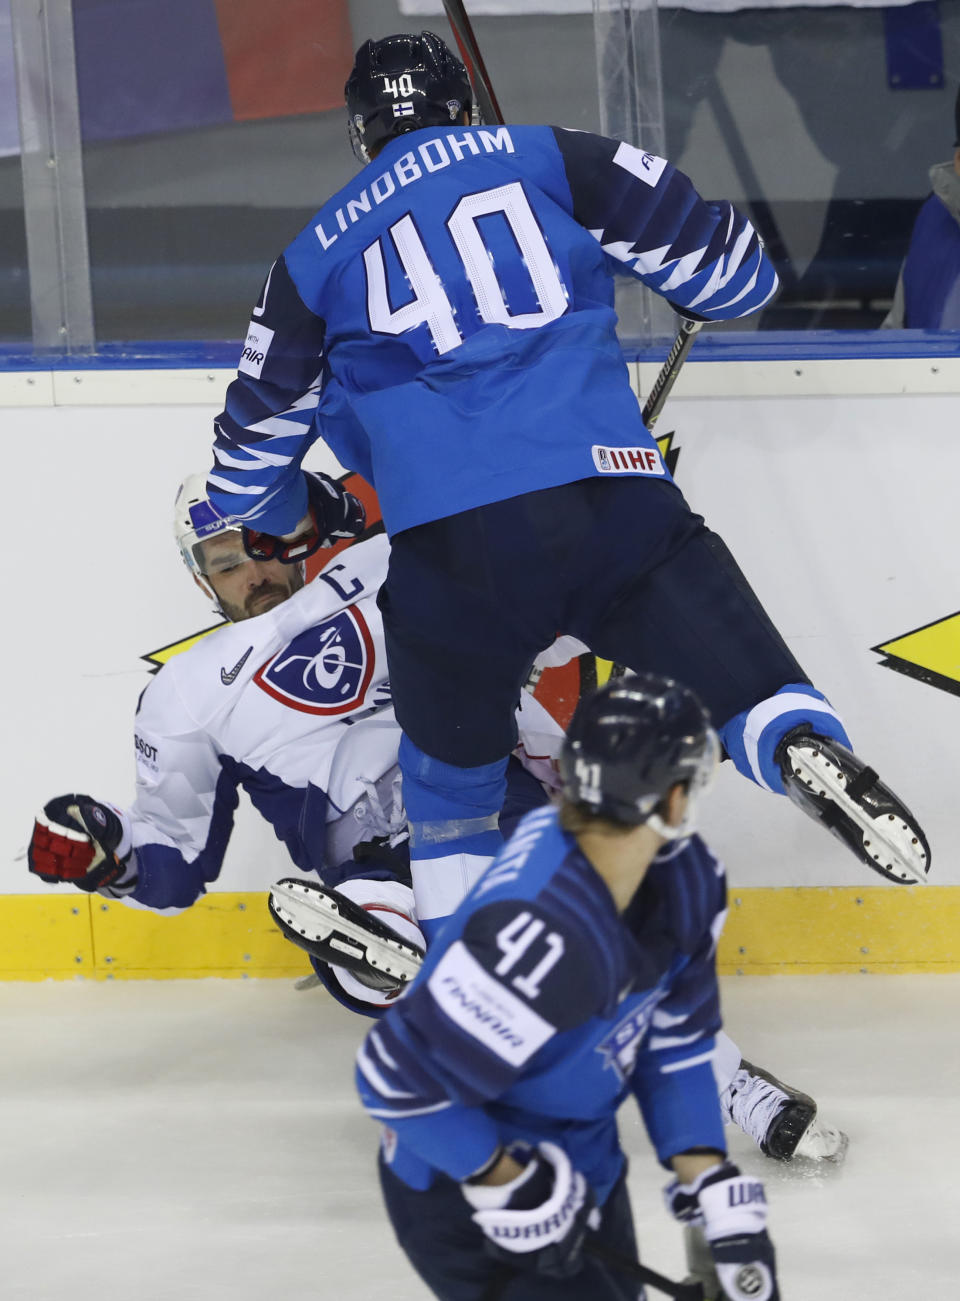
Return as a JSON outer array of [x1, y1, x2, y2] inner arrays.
[[775, 727, 930, 884], [722, 1058, 848, 1162], [269, 879, 424, 993]]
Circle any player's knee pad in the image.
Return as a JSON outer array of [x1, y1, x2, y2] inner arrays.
[[719, 684, 850, 794]]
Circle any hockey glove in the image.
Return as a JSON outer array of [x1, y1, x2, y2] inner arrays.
[[665, 1160, 779, 1301], [461, 1141, 598, 1279], [667, 300, 711, 325], [29, 795, 137, 896], [242, 472, 365, 564]]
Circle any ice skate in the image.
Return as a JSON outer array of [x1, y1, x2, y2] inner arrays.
[[722, 1059, 848, 1164], [776, 727, 930, 885], [269, 878, 424, 993]]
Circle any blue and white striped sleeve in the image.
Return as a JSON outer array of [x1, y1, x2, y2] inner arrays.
[[207, 255, 328, 535], [553, 127, 778, 321]]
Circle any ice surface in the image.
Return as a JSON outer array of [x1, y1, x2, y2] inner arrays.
[[3, 974, 957, 1300]]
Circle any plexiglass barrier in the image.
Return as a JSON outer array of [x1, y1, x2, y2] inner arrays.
[[2, 0, 959, 350]]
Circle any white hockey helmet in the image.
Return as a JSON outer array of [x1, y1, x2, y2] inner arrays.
[[173, 473, 244, 607]]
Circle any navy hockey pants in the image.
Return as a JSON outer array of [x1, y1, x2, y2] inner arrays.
[[379, 476, 809, 765], [380, 1157, 643, 1301]]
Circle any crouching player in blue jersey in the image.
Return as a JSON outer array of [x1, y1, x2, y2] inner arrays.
[[356, 674, 780, 1301]]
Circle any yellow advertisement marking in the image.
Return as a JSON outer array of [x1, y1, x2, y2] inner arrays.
[[5, 886, 960, 979], [142, 622, 226, 673], [873, 611, 960, 698]]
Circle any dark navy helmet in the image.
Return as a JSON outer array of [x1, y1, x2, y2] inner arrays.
[[559, 673, 719, 836], [344, 32, 473, 164]]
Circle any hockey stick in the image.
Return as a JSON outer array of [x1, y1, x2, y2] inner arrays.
[[442, 0, 504, 126], [641, 317, 702, 431], [441, 0, 699, 430], [480, 1245, 702, 1301], [585, 1241, 705, 1300]]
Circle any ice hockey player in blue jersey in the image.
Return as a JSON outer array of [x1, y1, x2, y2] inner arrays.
[[207, 31, 929, 940], [356, 673, 781, 1301]]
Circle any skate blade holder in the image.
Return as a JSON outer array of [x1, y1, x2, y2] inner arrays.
[[785, 743, 928, 885], [269, 879, 423, 983]]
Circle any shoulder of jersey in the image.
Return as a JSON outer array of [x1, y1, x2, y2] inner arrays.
[[468, 808, 621, 965]]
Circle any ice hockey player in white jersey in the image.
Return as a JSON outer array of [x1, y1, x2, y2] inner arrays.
[[26, 472, 427, 1013]]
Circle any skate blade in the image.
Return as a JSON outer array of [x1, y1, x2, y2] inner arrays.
[[785, 744, 928, 884], [793, 1120, 850, 1164], [269, 880, 423, 983]]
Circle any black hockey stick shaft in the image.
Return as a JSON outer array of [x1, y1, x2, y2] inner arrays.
[[479, 1244, 702, 1301], [586, 1241, 705, 1299], [442, 0, 505, 126], [641, 317, 702, 431]]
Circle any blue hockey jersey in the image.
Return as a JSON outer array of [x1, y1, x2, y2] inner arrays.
[[209, 124, 778, 537], [356, 805, 729, 1202]]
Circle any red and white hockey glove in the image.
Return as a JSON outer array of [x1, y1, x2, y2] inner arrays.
[[461, 1141, 598, 1279], [665, 1160, 780, 1301], [28, 795, 137, 896], [242, 472, 365, 564]]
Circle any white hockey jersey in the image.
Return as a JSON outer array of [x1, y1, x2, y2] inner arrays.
[[120, 536, 564, 911]]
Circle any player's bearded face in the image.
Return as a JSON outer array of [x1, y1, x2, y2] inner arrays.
[[200, 535, 304, 621]]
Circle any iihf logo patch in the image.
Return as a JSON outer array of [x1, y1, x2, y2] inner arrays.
[[254, 608, 375, 715]]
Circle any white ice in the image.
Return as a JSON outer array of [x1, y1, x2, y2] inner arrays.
[[3, 974, 956, 1300]]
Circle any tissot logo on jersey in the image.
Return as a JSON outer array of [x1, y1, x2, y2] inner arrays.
[[134, 733, 159, 772], [253, 607, 375, 715]]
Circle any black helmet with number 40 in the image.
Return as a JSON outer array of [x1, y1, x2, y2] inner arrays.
[[559, 673, 720, 840], [345, 32, 474, 164]]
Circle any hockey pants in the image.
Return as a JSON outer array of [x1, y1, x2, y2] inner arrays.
[[379, 477, 849, 928]]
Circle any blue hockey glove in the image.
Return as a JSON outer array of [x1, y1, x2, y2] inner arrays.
[[242, 472, 365, 564], [461, 1141, 598, 1279], [665, 1160, 779, 1301], [29, 795, 137, 896]]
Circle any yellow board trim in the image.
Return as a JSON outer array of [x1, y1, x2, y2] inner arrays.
[[2, 886, 959, 980]]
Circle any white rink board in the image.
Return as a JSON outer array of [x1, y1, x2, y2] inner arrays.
[[1, 391, 955, 893]]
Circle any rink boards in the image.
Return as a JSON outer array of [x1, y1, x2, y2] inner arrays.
[[2, 353, 958, 978]]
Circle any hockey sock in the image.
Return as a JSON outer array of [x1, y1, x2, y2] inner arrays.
[[399, 735, 507, 938], [718, 684, 850, 794]]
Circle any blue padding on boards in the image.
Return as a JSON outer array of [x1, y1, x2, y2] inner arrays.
[[884, 1, 944, 91]]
